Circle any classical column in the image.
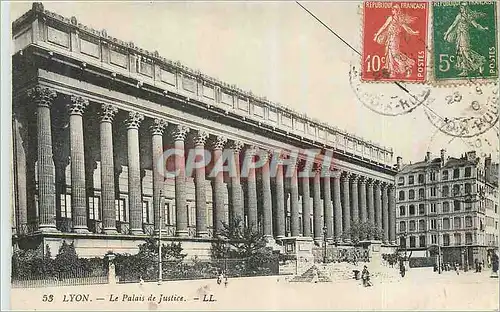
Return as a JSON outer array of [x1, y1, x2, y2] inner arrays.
[[359, 176, 367, 223], [100, 104, 118, 234], [321, 168, 332, 241], [350, 174, 359, 242], [388, 184, 396, 245], [332, 171, 342, 243], [230, 141, 244, 223], [374, 180, 382, 239], [151, 118, 168, 235], [193, 130, 209, 237], [382, 182, 389, 244], [289, 157, 300, 237], [245, 146, 258, 229], [341, 172, 351, 244], [261, 151, 273, 238], [312, 167, 322, 243], [125, 112, 144, 235], [29, 87, 58, 232], [68, 96, 90, 233], [13, 115, 28, 232], [212, 135, 228, 235], [367, 178, 375, 239], [301, 161, 312, 237], [171, 125, 190, 237], [275, 157, 286, 239]]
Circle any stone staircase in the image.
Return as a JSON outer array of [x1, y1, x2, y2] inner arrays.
[[289, 265, 332, 283]]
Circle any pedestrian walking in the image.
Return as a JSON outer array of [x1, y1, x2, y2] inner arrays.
[[361, 266, 372, 287], [399, 260, 406, 278], [454, 262, 459, 275], [224, 274, 228, 288]]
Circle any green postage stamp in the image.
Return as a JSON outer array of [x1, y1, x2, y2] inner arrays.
[[432, 1, 498, 84]]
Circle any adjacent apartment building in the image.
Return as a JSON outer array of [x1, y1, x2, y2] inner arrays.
[[395, 150, 499, 266]]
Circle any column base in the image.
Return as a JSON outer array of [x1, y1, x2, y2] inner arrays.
[[73, 227, 90, 234], [130, 229, 144, 235], [196, 231, 209, 238], [38, 225, 59, 233], [103, 228, 119, 235], [176, 230, 189, 237]]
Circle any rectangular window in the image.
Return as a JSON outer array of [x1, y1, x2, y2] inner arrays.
[[142, 201, 150, 223], [443, 234, 450, 246], [418, 204, 425, 215], [115, 198, 126, 222], [453, 168, 460, 179], [431, 187, 437, 197], [409, 236, 416, 248], [419, 220, 425, 231], [465, 233, 473, 245], [454, 217, 461, 229], [190, 204, 196, 227], [442, 170, 449, 181], [398, 176, 405, 186], [419, 235, 426, 248], [431, 234, 437, 245], [465, 216, 473, 227], [430, 172, 436, 181], [164, 202, 171, 225], [430, 203, 437, 214], [88, 196, 100, 220], [408, 175, 414, 185], [454, 233, 461, 246], [418, 188, 425, 199], [430, 219, 437, 230], [60, 193, 72, 219], [442, 201, 450, 213], [418, 174, 424, 184], [409, 221, 416, 232], [465, 167, 471, 177], [454, 200, 461, 211], [443, 218, 450, 230]]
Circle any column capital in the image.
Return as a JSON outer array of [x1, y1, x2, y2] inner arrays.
[[100, 104, 118, 123], [358, 175, 367, 184], [27, 86, 57, 108], [340, 170, 352, 180], [170, 124, 190, 141], [245, 145, 259, 156], [331, 170, 342, 179], [68, 95, 89, 116], [125, 111, 144, 129], [373, 179, 382, 188], [366, 177, 375, 185], [151, 118, 168, 136], [388, 183, 396, 190], [350, 173, 360, 182], [193, 130, 209, 146], [380, 181, 389, 189], [231, 140, 244, 154], [212, 135, 228, 150]]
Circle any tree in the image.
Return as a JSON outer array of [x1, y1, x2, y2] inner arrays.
[[341, 221, 384, 245], [212, 216, 268, 259]]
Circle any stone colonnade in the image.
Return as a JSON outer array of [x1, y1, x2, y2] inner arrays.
[[15, 86, 396, 244]]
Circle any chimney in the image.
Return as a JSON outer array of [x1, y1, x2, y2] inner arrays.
[[396, 156, 403, 171], [440, 149, 446, 167], [485, 156, 492, 183], [425, 151, 431, 162]]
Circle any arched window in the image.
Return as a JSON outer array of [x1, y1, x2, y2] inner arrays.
[[399, 221, 406, 232], [442, 185, 449, 197], [418, 220, 425, 231], [399, 206, 406, 216], [409, 205, 416, 215], [399, 190, 405, 200]]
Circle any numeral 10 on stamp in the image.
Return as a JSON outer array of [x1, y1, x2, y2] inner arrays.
[[362, 1, 428, 82]]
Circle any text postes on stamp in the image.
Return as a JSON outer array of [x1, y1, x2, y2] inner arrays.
[[362, 1, 428, 82], [432, 1, 498, 84]]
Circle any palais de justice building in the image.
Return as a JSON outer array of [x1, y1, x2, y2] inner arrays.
[[11, 3, 398, 258]]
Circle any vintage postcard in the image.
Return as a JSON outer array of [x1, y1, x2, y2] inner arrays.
[[5, 1, 499, 311]]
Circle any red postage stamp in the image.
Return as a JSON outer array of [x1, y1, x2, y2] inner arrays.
[[362, 1, 429, 82]]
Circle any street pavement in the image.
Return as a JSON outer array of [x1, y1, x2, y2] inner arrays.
[[10, 267, 499, 310]]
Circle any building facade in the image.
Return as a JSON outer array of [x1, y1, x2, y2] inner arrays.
[[12, 3, 398, 258], [396, 150, 499, 266]]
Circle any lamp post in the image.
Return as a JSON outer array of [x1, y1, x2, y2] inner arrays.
[[323, 226, 327, 264], [158, 190, 163, 285]]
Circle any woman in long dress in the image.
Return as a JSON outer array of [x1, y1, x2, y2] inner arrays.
[[373, 4, 420, 78], [443, 3, 488, 76]]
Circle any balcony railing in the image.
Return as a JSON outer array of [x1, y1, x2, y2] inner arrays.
[[17, 221, 39, 236], [88, 220, 103, 234], [116, 222, 130, 235], [56, 218, 73, 233]]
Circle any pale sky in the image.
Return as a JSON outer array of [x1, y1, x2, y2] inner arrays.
[[9, 1, 499, 164]]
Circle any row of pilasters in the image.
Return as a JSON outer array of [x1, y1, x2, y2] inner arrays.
[[16, 86, 397, 244]]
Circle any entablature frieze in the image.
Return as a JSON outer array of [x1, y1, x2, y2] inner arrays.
[[12, 5, 395, 168]]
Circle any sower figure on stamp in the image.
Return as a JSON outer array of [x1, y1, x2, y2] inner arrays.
[[373, 4, 420, 78], [443, 2, 488, 77]]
